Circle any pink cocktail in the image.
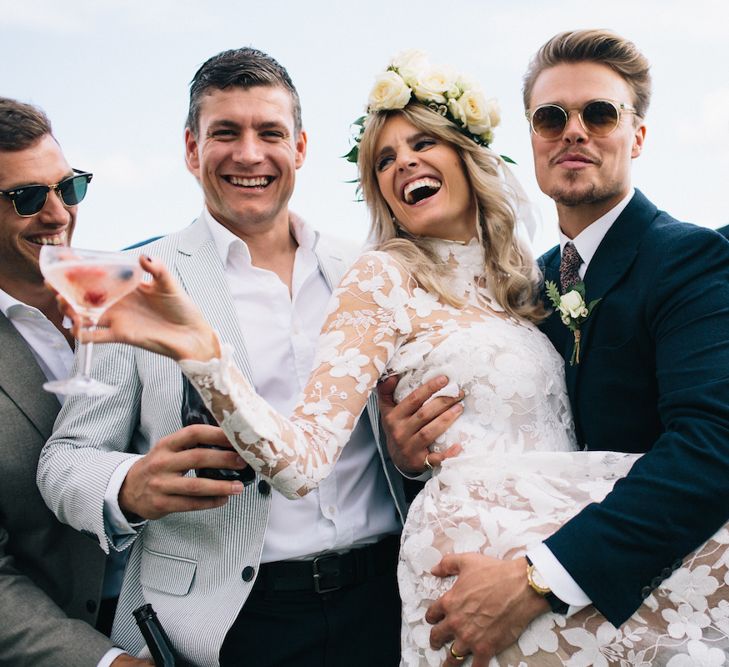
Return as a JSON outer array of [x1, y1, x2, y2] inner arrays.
[[40, 247, 142, 396]]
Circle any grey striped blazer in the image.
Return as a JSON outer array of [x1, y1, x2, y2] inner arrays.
[[37, 218, 407, 666]]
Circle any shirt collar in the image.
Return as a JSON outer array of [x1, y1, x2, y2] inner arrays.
[[0, 285, 33, 318], [558, 188, 634, 270], [202, 207, 317, 267]]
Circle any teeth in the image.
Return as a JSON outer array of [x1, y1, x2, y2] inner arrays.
[[28, 232, 67, 246], [228, 176, 272, 187], [404, 178, 441, 204]]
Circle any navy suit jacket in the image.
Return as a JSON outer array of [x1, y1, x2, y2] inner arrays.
[[717, 224, 729, 240], [538, 190, 729, 625]]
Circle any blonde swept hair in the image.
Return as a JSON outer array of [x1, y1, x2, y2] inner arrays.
[[522, 29, 652, 118], [357, 103, 545, 323]]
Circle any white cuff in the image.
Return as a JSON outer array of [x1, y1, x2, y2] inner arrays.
[[527, 542, 591, 616], [104, 456, 146, 539], [96, 647, 127, 667]]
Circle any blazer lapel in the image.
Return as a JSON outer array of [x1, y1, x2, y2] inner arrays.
[[173, 220, 254, 384], [566, 190, 657, 400], [0, 312, 60, 438]]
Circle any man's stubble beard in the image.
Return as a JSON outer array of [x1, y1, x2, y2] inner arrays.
[[549, 171, 622, 208]]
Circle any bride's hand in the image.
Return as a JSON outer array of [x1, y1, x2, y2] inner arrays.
[[57, 255, 220, 362]]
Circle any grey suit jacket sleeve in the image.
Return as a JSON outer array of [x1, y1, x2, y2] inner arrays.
[[0, 524, 113, 667]]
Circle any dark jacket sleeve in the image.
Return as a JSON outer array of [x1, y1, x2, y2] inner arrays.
[[0, 524, 114, 667], [546, 224, 729, 625]]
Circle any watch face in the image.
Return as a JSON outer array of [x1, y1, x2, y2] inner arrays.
[[531, 566, 550, 593]]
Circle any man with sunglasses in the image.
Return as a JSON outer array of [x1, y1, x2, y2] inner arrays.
[[378, 30, 729, 663], [0, 98, 151, 666]]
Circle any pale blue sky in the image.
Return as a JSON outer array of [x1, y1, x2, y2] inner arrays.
[[2, 0, 727, 254]]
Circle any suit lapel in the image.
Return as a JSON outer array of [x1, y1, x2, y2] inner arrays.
[[0, 312, 60, 438], [565, 190, 657, 400], [173, 220, 255, 384]]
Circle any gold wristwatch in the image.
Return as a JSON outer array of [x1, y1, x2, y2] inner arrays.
[[525, 556, 569, 614]]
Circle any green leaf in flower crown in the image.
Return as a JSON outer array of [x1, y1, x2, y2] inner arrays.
[[500, 154, 516, 164], [342, 145, 359, 163]]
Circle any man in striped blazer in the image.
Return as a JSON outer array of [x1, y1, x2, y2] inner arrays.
[[38, 48, 407, 667]]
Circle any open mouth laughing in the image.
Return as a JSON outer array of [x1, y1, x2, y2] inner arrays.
[[403, 177, 442, 205]]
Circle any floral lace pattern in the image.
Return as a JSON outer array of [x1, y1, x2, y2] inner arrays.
[[179, 239, 729, 666]]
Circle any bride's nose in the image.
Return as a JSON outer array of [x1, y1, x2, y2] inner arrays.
[[396, 149, 419, 171]]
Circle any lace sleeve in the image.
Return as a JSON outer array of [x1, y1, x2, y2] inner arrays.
[[179, 251, 415, 499]]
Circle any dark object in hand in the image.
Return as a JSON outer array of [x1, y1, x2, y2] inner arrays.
[[133, 603, 176, 666], [180, 375, 255, 486]]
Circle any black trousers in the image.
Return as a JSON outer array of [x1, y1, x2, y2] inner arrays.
[[219, 551, 400, 666]]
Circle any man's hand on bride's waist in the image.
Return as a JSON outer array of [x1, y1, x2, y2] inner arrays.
[[376, 374, 464, 475]]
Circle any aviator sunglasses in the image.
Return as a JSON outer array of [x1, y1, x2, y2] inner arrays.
[[526, 100, 637, 139], [0, 169, 93, 217]]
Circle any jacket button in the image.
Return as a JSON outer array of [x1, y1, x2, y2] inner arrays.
[[661, 567, 673, 579], [640, 586, 652, 599], [86, 599, 97, 613], [650, 577, 662, 589], [241, 566, 256, 582], [258, 480, 271, 495], [672, 559, 683, 571]]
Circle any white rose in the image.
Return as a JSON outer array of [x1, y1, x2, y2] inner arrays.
[[447, 97, 467, 127], [558, 290, 586, 319], [413, 65, 459, 104], [368, 71, 412, 111], [458, 89, 492, 135], [486, 97, 501, 128], [456, 74, 478, 94], [390, 49, 428, 87]]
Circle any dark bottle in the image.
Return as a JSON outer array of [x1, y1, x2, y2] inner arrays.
[[181, 374, 255, 486], [133, 603, 176, 667]]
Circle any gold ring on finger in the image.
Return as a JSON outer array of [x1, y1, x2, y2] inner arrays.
[[424, 453, 433, 471], [449, 641, 467, 661]]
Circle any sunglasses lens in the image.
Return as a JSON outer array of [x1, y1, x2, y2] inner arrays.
[[14, 186, 49, 216], [582, 101, 620, 135], [59, 175, 89, 206], [531, 105, 567, 139]]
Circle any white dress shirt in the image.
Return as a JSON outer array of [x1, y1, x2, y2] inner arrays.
[[527, 188, 635, 612], [205, 209, 399, 561], [0, 288, 125, 667]]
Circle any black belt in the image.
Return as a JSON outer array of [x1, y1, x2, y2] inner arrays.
[[255, 535, 399, 594]]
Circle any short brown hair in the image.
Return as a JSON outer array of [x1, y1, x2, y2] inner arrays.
[[523, 29, 652, 118], [186, 47, 302, 138], [0, 97, 53, 151]]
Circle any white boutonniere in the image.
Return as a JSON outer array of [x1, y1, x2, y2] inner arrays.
[[545, 281, 601, 366]]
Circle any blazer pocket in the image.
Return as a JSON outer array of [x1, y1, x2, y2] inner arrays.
[[140, 547, 197, 596]]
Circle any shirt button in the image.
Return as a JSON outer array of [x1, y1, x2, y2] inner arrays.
[[327, 505, 336, 516], [241, 566, 256, 582], [257, 480, 271, 495]]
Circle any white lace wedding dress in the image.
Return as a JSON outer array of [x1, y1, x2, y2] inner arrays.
[[180, 240, 729, 666]]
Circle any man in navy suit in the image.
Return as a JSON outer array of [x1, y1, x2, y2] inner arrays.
[[718, 224, 729, 239], [379, 29, 729, 663]]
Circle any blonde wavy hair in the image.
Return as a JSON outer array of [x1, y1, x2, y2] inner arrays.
[[358, 103, 545, 322]]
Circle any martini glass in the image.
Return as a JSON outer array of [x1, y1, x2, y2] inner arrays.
[[40, 246, 143, 396]]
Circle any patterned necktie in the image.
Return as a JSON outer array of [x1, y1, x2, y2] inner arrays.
[[560, 242, 583, 292]]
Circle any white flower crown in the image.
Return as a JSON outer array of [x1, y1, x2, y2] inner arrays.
[[345, 50, 506, 166]]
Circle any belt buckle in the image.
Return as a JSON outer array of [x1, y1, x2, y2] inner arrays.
[[312, 553, 341, 594]]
